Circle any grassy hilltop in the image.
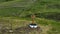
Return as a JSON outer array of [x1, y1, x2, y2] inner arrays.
[[0, 0, 60, 34]]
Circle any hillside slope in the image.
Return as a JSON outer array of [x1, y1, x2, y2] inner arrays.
[[0, 0, 60, 34], [0, 0, 60, 20]]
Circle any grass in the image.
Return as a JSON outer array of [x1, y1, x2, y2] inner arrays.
[[0, 0, 60, 17], [0, 0, 60, 34]]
